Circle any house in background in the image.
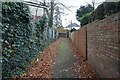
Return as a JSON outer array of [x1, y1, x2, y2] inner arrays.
[[56, 27, 69, 38], [65, 22, 80, 30]]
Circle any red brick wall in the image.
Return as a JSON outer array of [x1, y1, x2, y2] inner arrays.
[[70, 12, 120, 78], [87, 12, 120, 78]]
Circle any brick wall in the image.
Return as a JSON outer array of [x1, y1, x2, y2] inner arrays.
[[87, 12, 120, 78], [70, 12, 120, 78]]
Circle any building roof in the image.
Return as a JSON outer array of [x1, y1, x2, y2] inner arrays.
[[66, 23, 80, 28]]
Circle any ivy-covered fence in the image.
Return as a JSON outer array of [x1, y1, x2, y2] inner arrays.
[[2, 2, 55, 78]]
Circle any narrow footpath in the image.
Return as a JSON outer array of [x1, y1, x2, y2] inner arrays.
[[21, 38, 97, 79], [53, 38, 76, 78]]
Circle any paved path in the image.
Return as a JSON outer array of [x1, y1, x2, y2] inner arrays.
[[53, 38, 76, 78]]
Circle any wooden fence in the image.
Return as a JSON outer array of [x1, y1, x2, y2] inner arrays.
[[70, 26, 87, 60]]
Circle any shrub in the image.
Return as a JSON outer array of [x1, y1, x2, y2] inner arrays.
[[80, 12, 92, 26], [2, 2, 51, 78]]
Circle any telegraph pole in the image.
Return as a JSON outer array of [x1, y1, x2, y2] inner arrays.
[[71, 20, 72, 30], [49, 0, 54, 28], [55, 6, 62, 28]]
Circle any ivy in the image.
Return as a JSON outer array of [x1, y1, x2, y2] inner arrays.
[[2, 2, 51, 78]]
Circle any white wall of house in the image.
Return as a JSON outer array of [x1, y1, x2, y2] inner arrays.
[[29, 6, 44, 16]]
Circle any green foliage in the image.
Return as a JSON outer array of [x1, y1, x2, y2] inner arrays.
[[91, 2, 120, 21], [104, 2, 120, 17], [35, 16, 47, 33], [76, 4, 93, 22], [2, 2, 50, 78], [2, 2, 32, 78], [80, 12, 92, 26], [34, 16, 48, 51], [76, 2, 120, 26]]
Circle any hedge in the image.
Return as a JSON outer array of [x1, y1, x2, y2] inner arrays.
[[2, 2, 54, 78], [80, 2, 120, 26]]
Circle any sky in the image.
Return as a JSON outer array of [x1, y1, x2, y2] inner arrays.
[[59, 0, 105, 27], [26, 0, 105, 27]]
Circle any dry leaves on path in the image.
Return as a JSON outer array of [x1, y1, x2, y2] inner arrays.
[[69, 39, 98, 79], [21, 38, 61, 78]]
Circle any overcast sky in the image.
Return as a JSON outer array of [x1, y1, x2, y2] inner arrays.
[[59, 0, 105, 27], [26, 0, 105, 27]]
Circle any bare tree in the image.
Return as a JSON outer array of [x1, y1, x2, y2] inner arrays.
[[25, 0, 74, 28], [45, 0, 74, 28]]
